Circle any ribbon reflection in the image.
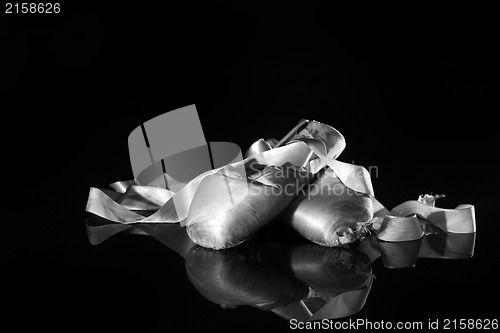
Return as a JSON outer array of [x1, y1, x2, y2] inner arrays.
[[358, 229, 476, 269]]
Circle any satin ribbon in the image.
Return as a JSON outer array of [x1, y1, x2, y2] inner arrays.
[[86, 121, 475, 246], [86, 141, 373, 227], [86, 141, 315, 226], [371, 195, 476, 242]]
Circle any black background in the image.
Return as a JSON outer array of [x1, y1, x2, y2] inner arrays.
[[3, 1, 499, 332]]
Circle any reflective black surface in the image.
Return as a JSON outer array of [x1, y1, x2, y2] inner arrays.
[[77, 213, 484, 324], [4, 2, 500, 332]]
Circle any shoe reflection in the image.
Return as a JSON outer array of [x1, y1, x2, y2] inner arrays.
[[185, 243, 373, 321], [252, 243, 372, 298], [185, 245, 309, 310]]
